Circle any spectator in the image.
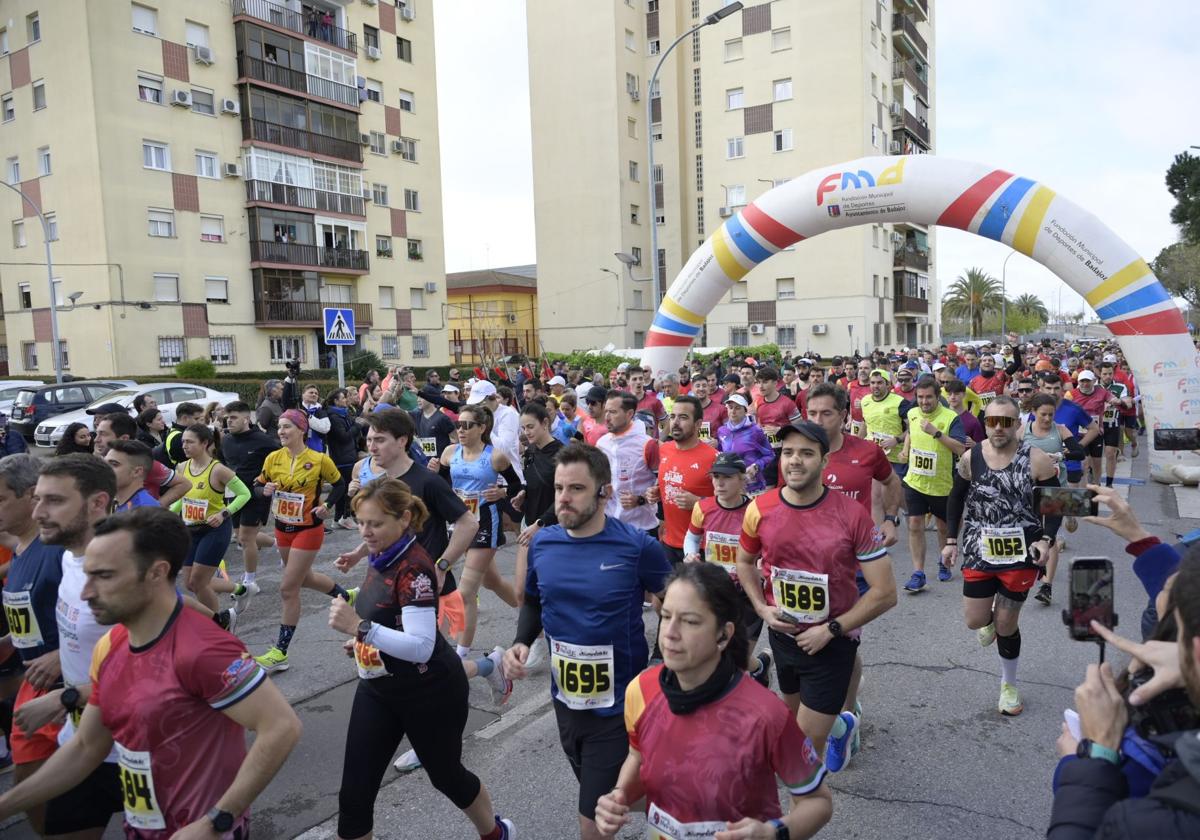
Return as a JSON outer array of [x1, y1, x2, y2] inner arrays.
[[257, 379, 284, 435], [0, 418, 27, 455], [137, 408, 165, 448], [55, 422, 94, 456]]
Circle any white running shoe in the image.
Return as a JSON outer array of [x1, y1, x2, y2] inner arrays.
[[393, 748, 421, 772], [232, 581, 260, 612], [485, 646, 512, 706]]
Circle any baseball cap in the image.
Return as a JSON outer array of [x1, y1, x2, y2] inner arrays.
[[902, 361, 919, 372], [548, 375, 567, 387], [617, 362, 630, 373], [724, 393, 750, 409], [1077, 370, 1097, 381], [831, 356, 845, 365], [777, 420, 830, 454], [584, 386, 608, 404], [442, 383, 460, 393], [1102, 353, 1118, 363], [870, 368, 892, 382], [721, 373, 741, 385], [86, 402, 130, 416], [931, 362, 946, 372], [797, 358, 814, 366], [466, 380, 497, 404], [710, 452, 747, 475]]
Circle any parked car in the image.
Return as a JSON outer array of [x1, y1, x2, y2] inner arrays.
[[0, 380, 46, 420], [9, 380, 138, 441], [34, 382, 240, 448]]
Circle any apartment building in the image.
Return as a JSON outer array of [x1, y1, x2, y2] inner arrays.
[[528, 0, 937, 356], [446, 265, 539, 366], [0, 0, 447, 377]]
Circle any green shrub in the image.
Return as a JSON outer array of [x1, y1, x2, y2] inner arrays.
[[346, 350, 385, 383], [175, 358, 217, 379]]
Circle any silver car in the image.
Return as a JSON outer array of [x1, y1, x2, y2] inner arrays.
[[35, 383, 241, 447]]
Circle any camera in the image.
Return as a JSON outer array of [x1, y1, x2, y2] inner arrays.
[[1126, 667, 1199, 739], [285, 358, 301, 378]]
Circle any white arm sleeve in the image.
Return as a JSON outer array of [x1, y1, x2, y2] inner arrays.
[[363, 605, 437, 664], [308, 414, 332, 434], [683, 530, 702, 556]]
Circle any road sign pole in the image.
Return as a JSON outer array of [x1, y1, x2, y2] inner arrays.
[[336, 345, 345, 389]]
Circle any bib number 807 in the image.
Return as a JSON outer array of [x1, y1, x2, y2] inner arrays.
[[556, 659, 611, 696], [777, 581, 826, 614]]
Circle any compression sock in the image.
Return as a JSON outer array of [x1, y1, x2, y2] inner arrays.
[[830, 715, 848, 739], [997, 629, 1021, 684], [328, 583, 350, 601], [474, 656, 495, 678], [277, 624, 297, 653], [243, 572, 256, 584], [1105, 476, 1114, 487], [456, 644, 471, 658]]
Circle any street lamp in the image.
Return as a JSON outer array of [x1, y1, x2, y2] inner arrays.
[[646, 1, 743, 313], [1000, 249, 1016, 337], [0, 181, 63, 382]]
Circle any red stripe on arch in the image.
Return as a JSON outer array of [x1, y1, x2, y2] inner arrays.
[[1105, 308, 1188, 336], [742, 203, 804, 250], [645, 331, 696, 348], [936, 169, 1013, 231]]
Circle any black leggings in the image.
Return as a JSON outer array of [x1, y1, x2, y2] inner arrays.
[[334, 466, 355, 521], [337, 666, 481, 838]]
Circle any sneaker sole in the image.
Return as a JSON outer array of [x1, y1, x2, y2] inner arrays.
[[259, 661, 289, 673], [999, 704, 1023, 716]]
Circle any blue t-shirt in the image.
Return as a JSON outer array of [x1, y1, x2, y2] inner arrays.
[[526, 516, 671, 717], [955, 364, 979, 383], [116, 489, 160, 511], [2, 537, 66, 662], [1049, 399, 1093, 468]]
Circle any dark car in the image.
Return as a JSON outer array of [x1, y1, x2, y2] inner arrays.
[[8, 380, 137, 440]]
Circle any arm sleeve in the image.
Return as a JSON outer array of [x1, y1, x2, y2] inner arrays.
[[946, 468, 970, 537], [514, 590, 544, 647], [499, 463, 524, 498], [1005, 344, 1023, 377], [307, 413, 331, 435], [224, 476, 252, 515], [683, 529, 702, 555], [364, 606, 437, 664], [1062, 432, 1086, 462]]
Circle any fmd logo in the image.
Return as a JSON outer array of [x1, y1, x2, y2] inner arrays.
[[1178, 399, 1200, 412], [1178, 377, 1200, 391], [816, 158, 906, 206], [1153, 360, 1182, 376]]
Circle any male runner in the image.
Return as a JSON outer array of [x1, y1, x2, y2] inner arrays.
[[846, 360, 873, 437], [1066, 370, 1117, 487], [93, 411, 187, 507], [596, 392, 659, 535], [648, 396, 715, 568], [580, 388, 608, 446], [860, 368, 911, 478], [504, 443, 671, 840], [626, 366, 666, 434], [105, 440, 160, 510], [1039, 372, 1102, 539], [161, 402, 203, 468], [943, 397, 1057, 715], [944, 379, 985, 444], [690, 376, 727, 446], [222, 401, 279, 603], [1096, 362, 1134, 486], [414, 388, 458, 463], [934, 365, 983, 418], [754, 367, 804, 453]]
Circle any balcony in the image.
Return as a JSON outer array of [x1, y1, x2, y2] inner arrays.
[[246, 180, 365, 216], [242, 116, 362, 162], [250, 239, 370, 272], [891, 13, 927, 58], [893, 246, 929, 272], [891, 58, 928, 103], [237, 55, 359, 109], [231, 0, 356, 54], [254, 298, 372, 327], [892, 108, 930, 148], [896, 0, 928, 20], [894, 278, 929, 315]]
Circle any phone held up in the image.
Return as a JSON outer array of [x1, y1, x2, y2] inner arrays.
[[1062, 557, 1117, 656], [1035, 486, 1099, 519], [1153, 428, 1200, 451]]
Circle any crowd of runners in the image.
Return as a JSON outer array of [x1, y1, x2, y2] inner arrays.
[[0, 333, 1193, 840]]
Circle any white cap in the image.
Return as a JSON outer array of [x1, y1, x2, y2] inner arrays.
[[725, 393, 750, 408], [575, 384, 592, 402], [617, 362, 630, 372], [466, 380, 497, 404], [442, 383, 460, 393], [548, 375, 567, 387], [798, 358, 815, 365], [1102, 353, 1118, 363], [993, 354, 1005, 365], [1077, 370, 1097, 381], [931, 362, 946, 372]]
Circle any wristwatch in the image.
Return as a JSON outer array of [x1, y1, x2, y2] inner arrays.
[[636, 495, 647, 506], [435, 556, 451, 572], [207, 807, 234, 834], [826, 619, 843, 638], [933, 430, 944, 439], [1076, 739, 1120, 765], [768, 818, 790, 840], [60, 686, 80, 713], [356, 619, 373, 644], [883, 514, 900, 526]]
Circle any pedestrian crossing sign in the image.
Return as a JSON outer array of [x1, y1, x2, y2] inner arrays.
[[323, 307, 356, 345]]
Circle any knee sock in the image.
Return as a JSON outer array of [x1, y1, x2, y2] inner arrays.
[[328, 583, 350, 601], [277, 624, 297, 653], [1105, 476, 1114, 487], [474, 656, 495, 678], [997, 628, 1020, 684]]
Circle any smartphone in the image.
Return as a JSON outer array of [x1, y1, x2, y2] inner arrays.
[[1036, 486, 1098, 518], [1062, 557, 1116, 641], [1154, 428, 1200, 451], [775, 609, 801, 626]]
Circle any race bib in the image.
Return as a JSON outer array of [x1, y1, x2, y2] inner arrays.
[[911, 448, 938, 477], [2, 590, 44, 648], [116, 743, 166, 831], [418, 436, 438, 457], [978, 392, 997, 407], [181, 497, 209, 525], [550, 640, 614, 710], [850, 419, 865, 437], [699, 421, 711, 442], [871, 431, 894, 451], [771, 567, 830, 623], [1103, 407, 1118, 425], [272, 490, 306, 525], [354, 640, 388, 680], [704, 532, 740, 577], [646, 803, 726, 840], [455, 490, 479, 517], [980, 526, 1028, 565], [766, 430, 781, 449]]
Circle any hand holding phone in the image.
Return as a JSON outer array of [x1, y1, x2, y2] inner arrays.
[[1036, 486, 1098, 518], [1153, 428, 1200, 451], [1062, 557, 1117, 642]]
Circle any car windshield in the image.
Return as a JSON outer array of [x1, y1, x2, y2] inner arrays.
[[0, 386, 29, 401], [85, 389, 137, 408]]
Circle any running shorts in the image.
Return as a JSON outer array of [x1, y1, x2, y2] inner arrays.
[[768, 629, 859, 716], [44, 761, 122, 833], [1101, 425, 1122, 447], [11, 680, 62, 765], [962, 566, 1038, 601], [472, 504, 505, 550], [903, 486, 948, 521], [232, 494, 271, 528], [553, 703, 629, 820], [891, 462, 909, 479], [276, 525, 326, 551]]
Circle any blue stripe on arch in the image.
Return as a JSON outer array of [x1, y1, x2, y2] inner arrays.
[[1094, 283, 1171, 320], [977, 177, 1035, 242], [652, 312, 702, 336], [725, 212, 773, 265]]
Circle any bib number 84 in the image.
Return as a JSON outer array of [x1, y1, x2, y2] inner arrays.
[[556, 659, 611, 696], [120, 767, 156, 814], [777, 580, 826, 614]]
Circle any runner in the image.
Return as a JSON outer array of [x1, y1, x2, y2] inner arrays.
[[1065, 370, 1118, 487], [627, 366, 667, 435], [860, 368, 912, 478], [893, 363, 918, 401], [943, 396, 1058, 716], [254, 409, 350, 673], [105, 440, 161, 511], [414, 387, 458, 466], [0, 506, 302, 837], [514, 401, 563, 603], [846, 359, 873, 437], [504, 443, 671, 840], [715, 394, 773, 495], [902, 376, 968, 592], [327, 480, 516, 840], [690, 377, 727, 447], [92, 411, 187, 506], [647, 396, 716, 569], [1097, 362, 1134, 487], [593, 564, 832, 840], [934, 365, 983, 418], [967, 350, 1016, 410], [222, 401, 279, 604], [579, 388, 609, 446], [596, 391, 660, 535], [1038, 372, 1101, 534], [161, 402, 202, 468], [735, 421, 896, 771], [944, 379, 985, 443]]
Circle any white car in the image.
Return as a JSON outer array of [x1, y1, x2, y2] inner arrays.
[[0, 380, 46, 420], [35, 382, 240, 448]]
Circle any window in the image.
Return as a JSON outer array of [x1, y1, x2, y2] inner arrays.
[[398, 89, 414, 112], [726, 184, 746, 207], [200, 215, 224, 242], [625, 161, 639, 183], [158, 336, 185, 367], [381, 335, 399, 357], [726, 137, 744, 159], [726, 87, 743, 110], [724, 38, 742, 61], [269, 336, 305, 364], [731, 280, 747, 301], [194, 151, 218, 178], [147, 208, 175, 237], [625, 29, 635, 50], [650, 79, 660, 98], [412, 335, 429, 358], [409, 287, 425, 309], [773, 128, 793, 152], [626, 72, 638, 96], [363, 25, 379, 50], [2, 94, 12, 122], [695, 153, 703, 190], [153, 273, 179, 302], [205, 277, 228, 303], [729, 327, 748, 346], [31, 81, 45, 110], [22, 342, 37, 371], [648, 39, 660, 55], [652, 122, 663, 142], [45, 213, 57, 241], [404, 189, 420, 211], [364, 79, 382, 103], [138, 74, 163, 104], [52, 278, 63, 306], [37, 146, 50, 176], [630, 246, 642, 265], [692, 67, 701, 105], [18, 283, 31, 308], [370, 182, 388, 205], [627, 118, 637, 139], [143, 141, 169, 171], [777, 325, 796, 348], [6, 156, 17, 184], [185, 21, 209, 49], [633, 331, 645, 349], [209, 336, 235, 365], [368, 131, 386, 156], [379, 285, 395, 308], [376, 236, 393, 257], [131, 4, 156, 36], [696, 196, 705, 235], [0, 28, 7, 55], [190, 89, 214, 115], [396, 37, 412, 62], [12, 220, 25, 248], [630, 204, 639, 224], [633, 289, 643, 309], [397, 137, 417, 161], [773, 78, 792, 101], [27, 12, 40, 43], [771, 27, 791, 51], [407, 239, 424, 261], [776, 277, 795, 299]]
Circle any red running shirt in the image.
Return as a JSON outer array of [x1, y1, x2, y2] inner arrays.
[[657, 441, 716, 548], [823, 434, 893, 511], [847, 382, 872, 423], [688, 495, 751, 581], [754, 395, 802, 449]]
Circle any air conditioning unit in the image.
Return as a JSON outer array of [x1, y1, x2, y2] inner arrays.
[[221, 98, 240, 115], [889, 101, 901, 117], [630, 89, 640, 101], [424, 281, 438, 293], [222, 162, 241, 178], [812, 324, 828, 335], [194, 45, 215, 65], [749, 324, 766, 335], [359, 132, 372, 146], [506, 313, 517, 324], [366, 46, 382, 61], [888, 139, 902, 154], [362, 189, 373, 202], [400, 6, 415, 20], [391, 139, 405, 154], [718, 206, 732, 218], [170, 89, 193, 107]]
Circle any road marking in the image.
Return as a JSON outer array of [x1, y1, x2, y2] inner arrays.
[[474, 691, 553, 740]]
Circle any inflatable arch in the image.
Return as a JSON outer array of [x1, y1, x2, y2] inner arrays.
[[640, 155, 1200, 483]]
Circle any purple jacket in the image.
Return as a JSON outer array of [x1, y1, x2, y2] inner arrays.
[[715, 421, 774, 491]]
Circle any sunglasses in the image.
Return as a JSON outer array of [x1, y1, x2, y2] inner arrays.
[[1017, 388, 1033, 394], [455, 421, 480, 430], [983, 416, 1018, 429]]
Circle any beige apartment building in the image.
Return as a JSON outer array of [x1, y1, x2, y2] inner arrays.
[[528, 0, 938, 356], [0, 0, 447, 378]]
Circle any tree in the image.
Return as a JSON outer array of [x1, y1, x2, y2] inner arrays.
[[1152, 240, 1200, 309], [941, 267, 1004, 338], [1011, 293, 1049, 324], [1166, 152, 1200, 244]]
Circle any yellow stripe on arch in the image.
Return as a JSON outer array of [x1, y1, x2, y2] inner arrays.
[[712, 228, 752, 282], [1084, 258, 1154, 308], [1012, 186, 1055, 257], [661, 296, 705, 326]]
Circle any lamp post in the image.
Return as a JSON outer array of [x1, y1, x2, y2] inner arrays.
[[0, 181, 62, 382], [1000, 249, 1016, 338], [646, 1, 743, 312]]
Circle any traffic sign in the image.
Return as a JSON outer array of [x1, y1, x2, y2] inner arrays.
[[323, 307, 356, 345]]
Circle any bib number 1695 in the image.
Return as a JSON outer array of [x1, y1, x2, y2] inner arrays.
[[556, 659, 611, 696]]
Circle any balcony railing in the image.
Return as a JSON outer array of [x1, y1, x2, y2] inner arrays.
[[231, 0, 356, 53], [254, 298, 372, 326], [250, 239, 370, 272], [894, 294, 929, 315], [893, 108, 931, 148], [237, 54, 359, 109], [891, 13, 927, 58], [891, 58, 928, 103], [242, 116, 362, 162], [893, 246, 929, 271], [246, 180, 365, 216]]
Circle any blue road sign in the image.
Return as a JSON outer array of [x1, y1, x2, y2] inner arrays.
[[323, 307, 356, 345]]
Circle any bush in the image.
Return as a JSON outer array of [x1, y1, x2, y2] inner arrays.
[[346, 350, 385, 384], [175, 358, 217, 379]]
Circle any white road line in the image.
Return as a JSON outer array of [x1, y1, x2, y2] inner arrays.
[[474, 691, 553, 740]]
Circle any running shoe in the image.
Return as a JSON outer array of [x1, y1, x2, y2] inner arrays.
[[215, 607, 238, 634], [1065, 516, 1078, 533], [977, 622, 996, 647], [903, 571, 926, 592], [937, 563, 952, 582], [393, 748, 422, 772], [824, 711, 859, 772], [232, 581, 260, 612], [849, 700, 863, 758], [1034, 583, 1053, 606], [486, 646, 512, 706], [344, 587, 359, 607], [998, 682, 1023, 716], [751, 651, 772, 688], [495, 816, 516, 839], [255, 647, 290, 673], [338, 516, 357, 530], [1131, 442, 1139, 458]]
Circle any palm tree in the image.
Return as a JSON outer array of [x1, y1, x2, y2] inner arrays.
[[942, 268, 1004, 338], [1011, 293, 1049, 324]]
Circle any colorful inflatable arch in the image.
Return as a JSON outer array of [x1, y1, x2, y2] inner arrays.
[[641, 155, 1200, 482]]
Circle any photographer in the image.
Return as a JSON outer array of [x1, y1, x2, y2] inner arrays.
[[282, 358, 302, 410]]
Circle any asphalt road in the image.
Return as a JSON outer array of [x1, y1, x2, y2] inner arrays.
[[1, 449, 1187, 839]]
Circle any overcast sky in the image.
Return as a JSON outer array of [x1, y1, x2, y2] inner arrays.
[[434, 1, 1200, 318]]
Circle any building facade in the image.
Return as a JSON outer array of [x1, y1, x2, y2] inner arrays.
[[527, 0, 937, 357], [0, 0, 447, 377], [446, 264, 538, 366]]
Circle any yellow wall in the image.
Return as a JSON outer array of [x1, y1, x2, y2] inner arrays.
[[447, 288, 538, 362]]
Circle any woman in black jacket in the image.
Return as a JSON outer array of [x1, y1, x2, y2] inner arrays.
[[324, 388, 360, 529]]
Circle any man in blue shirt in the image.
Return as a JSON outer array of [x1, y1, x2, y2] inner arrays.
[[955, 347, 981, 383]]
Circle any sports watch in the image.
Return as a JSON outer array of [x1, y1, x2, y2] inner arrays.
[[1076, 739, 1120, 765], [207, 807, 234, 833], [769, 817, 790, 840], [356, 619, 373, 644], [436, 556, 452, 572], [59, 686, 80, 713], [827, 619, 843, 638], [883, 514, 900, 526]]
